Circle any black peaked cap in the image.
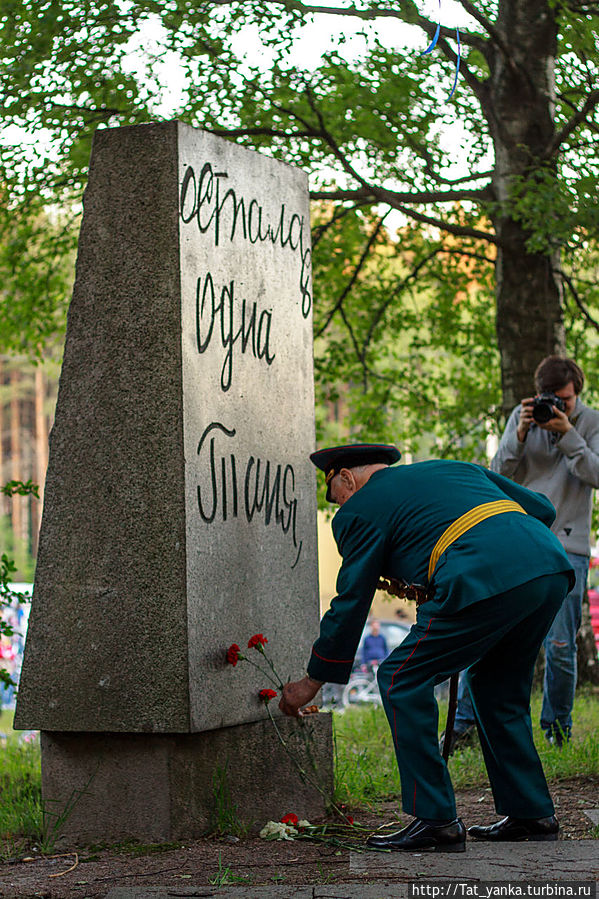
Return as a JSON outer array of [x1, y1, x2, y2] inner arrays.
[[310, 443, 401, 501]]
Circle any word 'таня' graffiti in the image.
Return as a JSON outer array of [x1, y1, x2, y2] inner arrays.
[[196, 422, 303, 569]]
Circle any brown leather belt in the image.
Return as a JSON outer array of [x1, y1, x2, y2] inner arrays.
[[378, 577, 430, 605]]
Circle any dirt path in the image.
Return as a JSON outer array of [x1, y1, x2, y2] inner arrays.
[[1, 777, 597, 899]]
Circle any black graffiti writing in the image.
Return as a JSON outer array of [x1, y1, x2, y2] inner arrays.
[[196, 272, 275, 393], [180, 163, 312, 318], [196, 422, 303, 569]]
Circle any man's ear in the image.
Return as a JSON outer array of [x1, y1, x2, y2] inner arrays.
[[338, 468, 355, 490]]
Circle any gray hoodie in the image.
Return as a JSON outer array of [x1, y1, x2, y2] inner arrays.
[[490, 397, 599, 556]]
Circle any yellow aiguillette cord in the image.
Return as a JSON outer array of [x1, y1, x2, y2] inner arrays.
[[428, 500, 527, 580]]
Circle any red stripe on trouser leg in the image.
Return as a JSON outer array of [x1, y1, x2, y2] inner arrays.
[[386, 617, 436, 818], [386, 617, 436, 696], [391, 707, 419, 815]]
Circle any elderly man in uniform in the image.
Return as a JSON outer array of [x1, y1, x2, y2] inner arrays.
[[279, 444, 573, 851]]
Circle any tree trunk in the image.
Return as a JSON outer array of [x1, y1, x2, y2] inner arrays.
[[10, 368, 23, 543], [33, 364, 47, 556], [489, 2, 599, 682], [494, 225, 564, 415], [490, 0, 565, 417]]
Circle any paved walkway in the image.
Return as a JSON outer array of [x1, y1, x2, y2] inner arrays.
[[106, 841, 599, 899]]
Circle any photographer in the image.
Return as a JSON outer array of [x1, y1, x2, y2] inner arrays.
[[452, 357, 599, 748]]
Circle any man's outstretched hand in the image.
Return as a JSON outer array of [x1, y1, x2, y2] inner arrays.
[[279, 676, 323, 717]]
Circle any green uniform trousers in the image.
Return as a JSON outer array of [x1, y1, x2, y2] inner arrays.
[[377, 571, 570, 821]]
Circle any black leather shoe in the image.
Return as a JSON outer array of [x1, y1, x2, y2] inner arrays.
[[366, 817, 466, 852], [468, 815, 559, 842]]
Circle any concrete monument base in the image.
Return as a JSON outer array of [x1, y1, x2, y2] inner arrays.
[[41, 713, 333, 845]]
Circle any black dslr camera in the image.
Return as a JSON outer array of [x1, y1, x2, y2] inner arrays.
[[532, 392, 566, 424]]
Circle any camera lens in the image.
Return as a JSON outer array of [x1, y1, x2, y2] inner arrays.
[[532, 402, 554, 424]]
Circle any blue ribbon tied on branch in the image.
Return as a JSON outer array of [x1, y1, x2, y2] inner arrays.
[[421, 0, 461, 100]]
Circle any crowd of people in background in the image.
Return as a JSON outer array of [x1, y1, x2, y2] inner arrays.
[[0, 591, 30, 711]]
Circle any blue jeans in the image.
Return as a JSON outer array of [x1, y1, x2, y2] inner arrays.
[[540, 552, 587, 740], [454, 553, 587, 740], [453, 670, 475, 734]]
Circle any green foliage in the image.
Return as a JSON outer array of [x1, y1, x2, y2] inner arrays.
[[312, 203, 501, 463], [1, 480, 38, 690], [333, 702, 400, 805], [1, 0, 599, 454], [1, 480, 39, 498], [0, 184, 77, 355], [0, 729, 42, 854], [208, 853, 252, 886]]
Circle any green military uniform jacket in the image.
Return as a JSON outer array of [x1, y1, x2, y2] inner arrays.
[[307, 460, 574, 684]]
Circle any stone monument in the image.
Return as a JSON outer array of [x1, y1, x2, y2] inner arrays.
[[15, 121, 332, 843]]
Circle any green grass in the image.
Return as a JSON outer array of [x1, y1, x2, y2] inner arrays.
[[0, 714, 42, 857], [333, 687, 599, 805], [333, 702, 401, 804]]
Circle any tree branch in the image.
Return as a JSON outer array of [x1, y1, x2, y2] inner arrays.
[[556, 268, 599, 332], [311, 185, 493, 204], [413, 140, 494, 186], [544, 89, 599, 158], [302, 85, 498, 244], [431, 30, 491, 110], [311, 201, 372, 248], [207, 125, 321, 139], [359, 245, 495, 360], [338, 303, 368, 388], [360, 248, 442, 360], [394, 203, 498, 244], [457, 0, 518, 70], [208, 0, 488, 50], [315, 214, 389, 338]]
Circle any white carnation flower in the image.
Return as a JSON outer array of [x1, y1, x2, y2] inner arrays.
[[259, 820, 298, 840]]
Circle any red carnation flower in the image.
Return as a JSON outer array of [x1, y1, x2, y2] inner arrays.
[[248, 633, 268, 650], [346, 816, 355, 826], [259, 688, 277, 702], [281, 813, 299, 826], [226, 643, 241, 666]]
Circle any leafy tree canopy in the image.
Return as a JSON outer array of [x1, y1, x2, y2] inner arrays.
[[1, 0, 599, 426]]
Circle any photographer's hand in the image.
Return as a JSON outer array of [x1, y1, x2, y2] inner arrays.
[[517, 398, 535, 442]]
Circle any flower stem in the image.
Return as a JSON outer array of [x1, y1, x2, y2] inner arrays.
[[265, 704, 350, 823], [242, 655, 283, 690]]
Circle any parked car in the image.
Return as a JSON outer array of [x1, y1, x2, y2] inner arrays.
[[322, 618, 412, 708]]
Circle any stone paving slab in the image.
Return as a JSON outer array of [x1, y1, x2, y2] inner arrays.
[[349, 840, 599, 880], [106, 889, 411, 899], [106, 885, 598, 899], [583, 810, 599, 826]]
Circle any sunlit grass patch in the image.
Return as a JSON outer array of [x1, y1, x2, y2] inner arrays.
[[0, 714, 42, 855], [333, 687, 599, 803], [333, 703, 400, 806]]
